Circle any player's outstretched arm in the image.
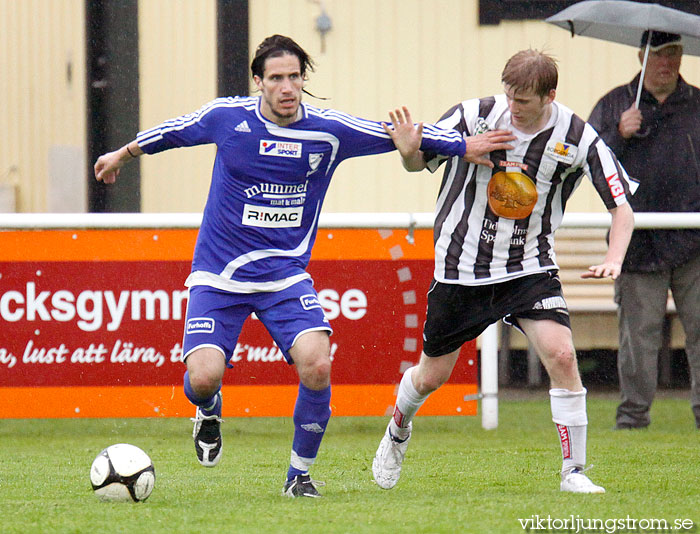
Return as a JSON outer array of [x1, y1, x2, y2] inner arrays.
[[581, 202, 634, 280], [94, 141, 143, 184], [382, 106, 427, 172], [463, 130, 516, 168]]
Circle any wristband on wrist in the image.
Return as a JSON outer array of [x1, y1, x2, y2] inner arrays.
[[126, 145, 137, 158]]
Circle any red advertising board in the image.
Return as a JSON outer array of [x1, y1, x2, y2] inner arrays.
[[0, 227, 477, 418]]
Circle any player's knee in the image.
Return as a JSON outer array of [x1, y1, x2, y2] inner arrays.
[[310, 357, 332, 386], [299, 354, 332, 390], [185, 348, 225, 395], [187, 368, 221, 398], [548, 346, 577, 372], [413, 368, 449, 395]]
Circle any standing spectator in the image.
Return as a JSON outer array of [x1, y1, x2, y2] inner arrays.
[[589, 31, 700, 430]]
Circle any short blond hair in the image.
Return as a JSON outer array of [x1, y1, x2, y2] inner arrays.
[[501, 49, 558, 97]]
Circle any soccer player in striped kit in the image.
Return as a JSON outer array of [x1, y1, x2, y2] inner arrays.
[[373, 49, 637, 494], [94, 34, 513, 497]]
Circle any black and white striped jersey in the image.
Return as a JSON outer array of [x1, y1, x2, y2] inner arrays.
[[425, 95, 636, 285]]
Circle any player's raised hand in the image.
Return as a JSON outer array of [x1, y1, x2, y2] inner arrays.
[[464, 130, 516, 168], [382, 106, 423, 159]]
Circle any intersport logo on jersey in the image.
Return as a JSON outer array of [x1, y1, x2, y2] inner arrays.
[[259, 140, 302, 158]]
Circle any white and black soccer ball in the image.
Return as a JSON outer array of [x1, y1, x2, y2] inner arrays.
[[90, 443, 155, 502]]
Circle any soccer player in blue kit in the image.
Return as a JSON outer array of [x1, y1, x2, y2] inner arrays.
[[94, 34, 515, 497]]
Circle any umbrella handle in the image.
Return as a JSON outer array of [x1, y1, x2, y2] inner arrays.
[[635, 30, 653, 109]]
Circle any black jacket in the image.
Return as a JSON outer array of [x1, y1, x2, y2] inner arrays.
[[589, 74, 700, 273]]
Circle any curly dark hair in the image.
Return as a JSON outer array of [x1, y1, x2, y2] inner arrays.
[[250, 35, 315, 79]]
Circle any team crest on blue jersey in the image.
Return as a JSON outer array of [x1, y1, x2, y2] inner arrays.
[[300, 294, 322, 310], [259, 140, 302, 158], [307, 153, 325, 176], [186, 317, 215, 334]]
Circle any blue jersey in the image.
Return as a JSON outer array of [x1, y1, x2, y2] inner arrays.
[[137, 96, 466, 293]]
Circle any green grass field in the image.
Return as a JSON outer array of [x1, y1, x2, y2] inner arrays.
[[1, 392, 697, 534]]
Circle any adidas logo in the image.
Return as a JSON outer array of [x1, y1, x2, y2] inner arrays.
[[301, 423, 324, 433], [235, 120, 251, 133]]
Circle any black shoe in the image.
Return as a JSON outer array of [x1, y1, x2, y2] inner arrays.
[[614, 421, 649, 430], [283, 474, 325, 498], [191, 399, 223, 467]]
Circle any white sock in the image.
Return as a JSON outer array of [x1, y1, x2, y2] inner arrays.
[[550, 388, 588, 476], [389, 366, 429, 440]]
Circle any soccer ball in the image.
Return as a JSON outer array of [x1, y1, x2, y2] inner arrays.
[[90, 443, 155, 502]]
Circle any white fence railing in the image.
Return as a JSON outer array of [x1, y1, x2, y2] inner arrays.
[[3, 211, 699, 429], [2, 211, 700, 229]]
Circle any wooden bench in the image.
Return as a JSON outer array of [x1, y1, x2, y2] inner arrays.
[[497, 227, 682, 386]]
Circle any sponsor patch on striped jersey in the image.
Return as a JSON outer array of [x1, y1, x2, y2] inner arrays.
[[474, 117, 491, 135], [605, 173, 625, 199], [544, 140, 577, 165], [499, 160, 529, 171]]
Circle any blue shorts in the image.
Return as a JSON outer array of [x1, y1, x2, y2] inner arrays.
[[182, 279, 333, 365]]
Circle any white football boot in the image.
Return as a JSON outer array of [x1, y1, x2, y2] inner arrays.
[[372, 421, 412, 489], [560, 468, 606, 494]]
